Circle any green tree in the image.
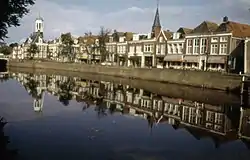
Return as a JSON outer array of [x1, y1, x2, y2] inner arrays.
[[60, 32, 74, 62], [0, 45, 12, 55], [0, 0, 35, 41], [27, 44, 39, 59]]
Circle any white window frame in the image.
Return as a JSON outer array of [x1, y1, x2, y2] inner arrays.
[[219, 44, 227, 55], [144, 44, 153, 52], [220, 37, 228, 42], [200, 38, 207, 54], [172, 44, 177, 54], [129, 46, 134, 53], [211, 37, 218, 43], [211, 44, 218, 55], [168, 44, 172, 54], [193, 38, 199, 54], [187, 39, 193, 54]]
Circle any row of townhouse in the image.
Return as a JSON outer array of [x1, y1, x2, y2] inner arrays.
[[105, 16, 250, 73], [12, 72, 250, 143]]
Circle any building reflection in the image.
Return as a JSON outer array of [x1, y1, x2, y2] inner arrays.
[[9, 72, 250, 148]]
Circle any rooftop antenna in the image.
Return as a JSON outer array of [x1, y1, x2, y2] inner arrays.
[[157, 0, 159, 8]]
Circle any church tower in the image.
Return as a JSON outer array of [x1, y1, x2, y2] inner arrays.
[[33, 88, 45, 112], [151, 0, 161, 38], [35, 13, 44, 38]]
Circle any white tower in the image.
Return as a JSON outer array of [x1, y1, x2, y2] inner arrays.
[[35, 14, 44, 34], [33, 88, 45, 112]]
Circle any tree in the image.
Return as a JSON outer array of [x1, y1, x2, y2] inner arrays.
[[0, 0, 35, 41], [60, 32, 74, 62], [0, 45, 12, 55], [56, 78, 76, 106], [78, 32, 97, 64], [98, 26, 111, 62], [27, 44, 39, 59]]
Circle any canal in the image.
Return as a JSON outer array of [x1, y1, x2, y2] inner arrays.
[[0, 70, 250, 160]]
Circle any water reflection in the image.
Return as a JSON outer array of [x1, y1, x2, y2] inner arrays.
[[0, 117, 18, 160], [5, 72, 250, 149]]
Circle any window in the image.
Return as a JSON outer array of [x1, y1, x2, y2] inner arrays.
[[194, 39, 200, 54], [200, 38, 207, 54], [206, 111, 214, 122], [187, 39, 193, 54], [220, 37, 228, 42], [129, 46, 134, 53], [178, 44, 183, 53], [211, 37, 218, 43], [215, 113, 223, 124], [219, 44, 227, 54], [144, 44, 153, 52], [156, 44, 160, 54], [122, 46, 126, 53], [168, 44, 172, 54], [136, 46, 142, 53], [172, 44, 177, 53], [211, 44, 218, 54]]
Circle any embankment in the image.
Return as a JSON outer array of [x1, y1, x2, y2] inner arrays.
[[8, 60, 242, 92], [9, 67, 241, 106]]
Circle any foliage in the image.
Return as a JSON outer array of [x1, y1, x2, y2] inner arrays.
[[78, 32, 96, 64], [98, 26, 111, 62], [60, 32, 75, 61], [0, 0, 35, 41], [24, 76, 39, 99], [9, 43, 18, 48], [27, 44, 39, 59], [56, 78, 76, 106], [0, 45, 12, 55]]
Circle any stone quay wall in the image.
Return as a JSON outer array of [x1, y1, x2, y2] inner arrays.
[[8, 60, 242, 92]]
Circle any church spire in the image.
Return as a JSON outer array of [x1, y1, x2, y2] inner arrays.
[[151, 0, 161, 38], [152, 0, 161, 29]]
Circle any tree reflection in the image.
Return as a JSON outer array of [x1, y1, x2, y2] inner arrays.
[[0, 117, 18, 160], [56, 78, 76, 106], [24, 76, 39, 99]]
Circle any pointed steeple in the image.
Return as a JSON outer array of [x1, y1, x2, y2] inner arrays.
[[152, 0, 161, 29], [151, 0, 161, 38]]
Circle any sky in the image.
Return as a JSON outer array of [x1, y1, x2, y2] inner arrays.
[[5, 0, 250, 43]]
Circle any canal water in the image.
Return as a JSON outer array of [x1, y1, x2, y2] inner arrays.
[[0, 71, 250, 160]]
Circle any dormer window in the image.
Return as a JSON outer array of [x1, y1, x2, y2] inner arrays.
[[109, 37, 113, 42]]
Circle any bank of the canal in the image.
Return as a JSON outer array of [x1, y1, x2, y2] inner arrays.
[[8, 60, 242, 92]]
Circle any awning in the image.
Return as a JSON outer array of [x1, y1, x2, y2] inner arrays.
[[164, 55, 182, 62], [207, 56, 226, 64], [183, 56, 199, 63]]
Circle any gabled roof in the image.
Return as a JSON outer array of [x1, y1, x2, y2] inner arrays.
[[24, 31, 44, 44], [177, 27, 193, 34], [156, 29, 173, 40], [216, 21, 250, 38], [191, 21, 218, 34]]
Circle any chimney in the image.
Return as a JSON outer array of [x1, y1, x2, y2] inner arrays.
[[223, 16, 228, 23]]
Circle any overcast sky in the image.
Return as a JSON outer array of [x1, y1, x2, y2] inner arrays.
[[5, 0, 250, 43]]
